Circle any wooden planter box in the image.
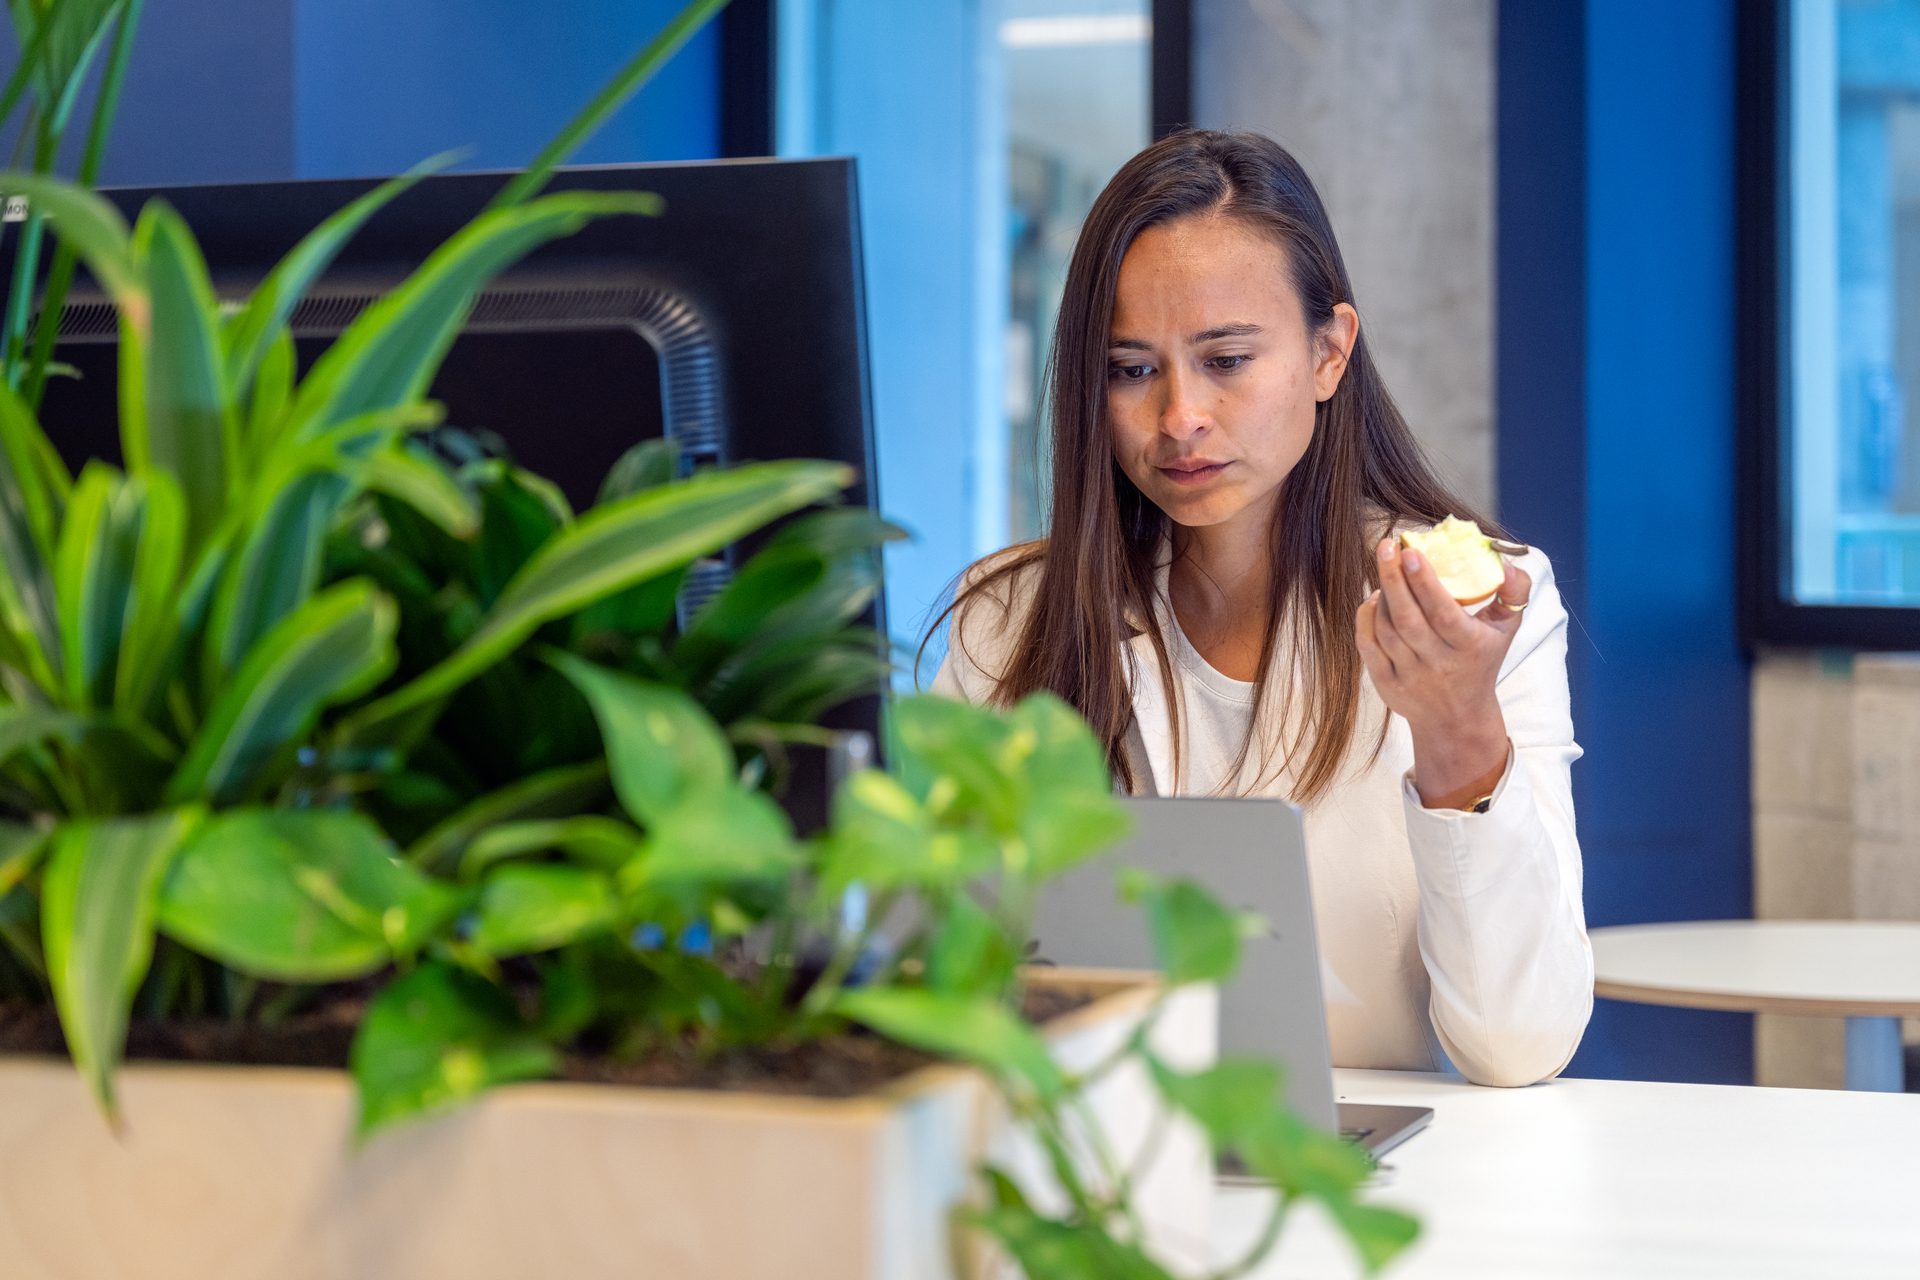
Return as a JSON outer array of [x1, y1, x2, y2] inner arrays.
[[0, 968, 1215, 1280]]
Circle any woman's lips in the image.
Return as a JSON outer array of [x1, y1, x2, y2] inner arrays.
[[1156, 460, 1229, 486]]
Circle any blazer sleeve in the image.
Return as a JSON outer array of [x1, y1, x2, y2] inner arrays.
[[1399, 547, 1593, 1087]]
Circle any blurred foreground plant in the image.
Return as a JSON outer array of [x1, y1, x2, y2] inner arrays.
[[0, 0, 1417, 1273]]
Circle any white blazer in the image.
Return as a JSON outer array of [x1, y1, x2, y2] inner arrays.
[[933, 543, 1594, 1087]]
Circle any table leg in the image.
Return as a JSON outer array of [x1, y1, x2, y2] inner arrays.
[[1844, 1016, 1906, 1092]]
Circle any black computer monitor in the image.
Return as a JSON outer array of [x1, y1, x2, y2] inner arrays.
[[35, 157, 878, 516], [20, 158, 883, 825]]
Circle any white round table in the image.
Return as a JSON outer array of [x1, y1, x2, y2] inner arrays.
[[1590, 920, 1920, 1092]]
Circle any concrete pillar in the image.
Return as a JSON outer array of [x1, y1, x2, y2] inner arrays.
[[1191, 0, 1494, 514]]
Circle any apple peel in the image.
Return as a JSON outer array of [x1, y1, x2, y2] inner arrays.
[[1399, 516, 1507, 605]]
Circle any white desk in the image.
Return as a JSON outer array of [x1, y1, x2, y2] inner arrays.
[[1590, 920, 1920, 1091], [1215, 1069, 1920, 1279]]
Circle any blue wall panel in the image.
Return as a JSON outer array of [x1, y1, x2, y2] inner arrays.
[[792, 0, 1002, 667], [106, 0, 295, 184], [3, 1, 720, 187], [0, 0, 297, 186], [1500, 0, 1753, 1084], [294, 0, 719, 179]]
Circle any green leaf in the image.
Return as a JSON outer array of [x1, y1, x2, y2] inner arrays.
[[363, 442, 478, 540], [204, 470, 350, 681], [349, 460, 851, 733], [472, 464, 562, 606], [405, 758, 610, 874], [1124, 872, 1240, 986], [1145, 1049, 1416, 1271], [687, 510, 897, 721], [459, 815, 640, 880], [546, 653, 730, 826], [926, 891, 1018, 998], [6, 0, 122, 115], [0, 0, 64, 129], [571, 563, 684, 643], [0, 376, 71, 557], [14, 1, 145, 418], [1245, 1105, 1374, 1198], [222, 152, 459, 398], [819, 769, 996, 897], [468, 863, 618, 957], [1329, 1202, 1422, 1274], [673, 543, 826, 683], [983, 1165, 1033, 1212], [41, 808, 202, 1115], [289, 191, 662, 441], [127, 200, 235, 555], [52, 464, 132, 708], [715, 507, 900, 656], [713, 639, 892, 728], [887, 695, 1018, 826], [625, 786, 798, 890], [157, 807, 460, 981], [0, 883, 43, 977], [766, 505, 908, 559], [0, 173, 141, 313], [1009, 692, 1114, 800], [110, 467, 186, 716], [207, 402, 441, 687], [243, 328, 294, 459], [596, 438, 679, 503], [166, 577, 397, 805], [0, 821, 50, 895], [1022, 791, 1132, 882], [966, 1205, 1174, 1280], [834, 988, 1063, 1100], [1146, 1056, 1286, 1151], [0, 703, 87, 766], [0, 388, 63, 690], [351, 959, 557, 1136]]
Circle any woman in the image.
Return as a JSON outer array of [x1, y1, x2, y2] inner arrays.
[[932, 131, 1590, 1087]]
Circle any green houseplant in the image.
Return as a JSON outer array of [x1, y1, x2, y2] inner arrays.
[[0, 1, 1418, 1276], [0, 0, 146, 401]]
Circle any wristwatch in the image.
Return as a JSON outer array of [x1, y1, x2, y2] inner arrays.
[[1463, 792, 1494, 814]]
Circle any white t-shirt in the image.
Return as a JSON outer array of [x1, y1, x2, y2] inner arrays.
[[933, 540, 1593, 1087], [1165, 612, 1278, 798]]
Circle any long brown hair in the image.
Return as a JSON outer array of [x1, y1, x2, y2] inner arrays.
[[936, 130, 1499, 801]]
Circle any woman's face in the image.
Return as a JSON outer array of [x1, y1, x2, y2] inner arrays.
[[1106, 214, 1358, 536]]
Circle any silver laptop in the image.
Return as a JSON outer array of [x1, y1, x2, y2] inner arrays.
[[1032, 797, 1431, 1164]]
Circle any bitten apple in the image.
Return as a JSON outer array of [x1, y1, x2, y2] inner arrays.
[[1399, 516, 1506, 605]]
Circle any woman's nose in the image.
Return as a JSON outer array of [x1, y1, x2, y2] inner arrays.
[[1158, 368, 1210, 439]]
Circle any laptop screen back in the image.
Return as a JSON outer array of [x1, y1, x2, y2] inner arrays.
[[1030, 796, 1340, 1130]]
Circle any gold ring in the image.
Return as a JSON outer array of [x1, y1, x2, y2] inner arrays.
[[1501, 596, 1529, 612]]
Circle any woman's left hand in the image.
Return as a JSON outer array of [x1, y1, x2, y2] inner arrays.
[[1356, 538, 1529, 809]]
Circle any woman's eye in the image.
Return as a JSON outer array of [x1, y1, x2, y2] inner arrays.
[[1207, 355, 1250, 373], [1109, 363, 1152, 382]]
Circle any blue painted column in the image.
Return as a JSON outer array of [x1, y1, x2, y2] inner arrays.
[[1500, 0, 1754, 1084], [779, 0, 1007, 672]]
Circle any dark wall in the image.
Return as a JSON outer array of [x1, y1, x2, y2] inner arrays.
[[1498, 0, 1754, 1084]]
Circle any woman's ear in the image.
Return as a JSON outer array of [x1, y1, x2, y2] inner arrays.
[[1313, 302, 1361, 402]]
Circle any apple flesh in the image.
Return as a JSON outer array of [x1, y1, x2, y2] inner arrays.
[[1399, 516, 1507, 605]]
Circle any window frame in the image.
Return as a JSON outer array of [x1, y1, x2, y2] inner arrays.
[[1740, 0, 1920, 646]]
